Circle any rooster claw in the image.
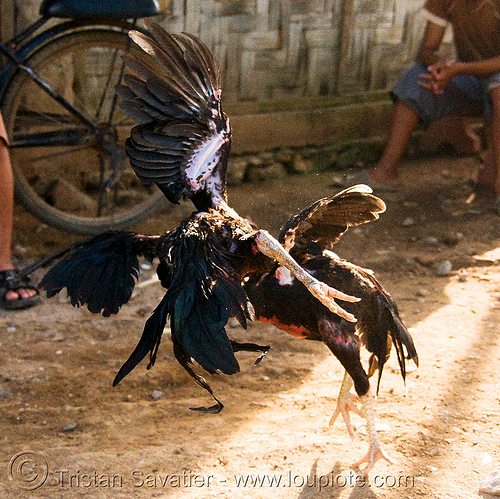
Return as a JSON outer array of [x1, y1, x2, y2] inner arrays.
[[254, 229, 359, 322], [314, 283, 359, 322], [329, 393, 364, 440], [352, 445, 396, 476], [329, 373, 364, 440]]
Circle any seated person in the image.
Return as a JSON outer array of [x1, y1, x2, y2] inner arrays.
[[366, 0, 500, 212]]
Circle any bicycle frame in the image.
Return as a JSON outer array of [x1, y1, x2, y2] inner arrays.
[[0, 18, 135, 149]]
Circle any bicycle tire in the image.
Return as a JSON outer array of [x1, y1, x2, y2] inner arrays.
[[2, 27, 167, 235]]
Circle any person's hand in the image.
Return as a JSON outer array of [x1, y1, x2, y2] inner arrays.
[[418, 59, 457, 94]]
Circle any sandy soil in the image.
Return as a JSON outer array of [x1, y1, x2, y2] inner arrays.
[[1, 155, 499, 499]]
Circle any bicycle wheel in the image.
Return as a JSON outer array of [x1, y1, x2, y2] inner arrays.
[[2, 27, 166, 235]]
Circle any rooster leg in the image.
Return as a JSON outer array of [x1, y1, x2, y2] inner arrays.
[[254, 230, 359, 322], [329, 372, 364, 440], [352, 389, 396, 475]]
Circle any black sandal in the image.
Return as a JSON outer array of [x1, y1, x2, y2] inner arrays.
[[0, 269, 40, 310]]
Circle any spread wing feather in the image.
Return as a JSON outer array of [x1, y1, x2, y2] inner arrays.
[[117, 24, 230, 209], [173, 32, 221, 90], [279, 185, 386, 255], [39, 232, 161, 317]]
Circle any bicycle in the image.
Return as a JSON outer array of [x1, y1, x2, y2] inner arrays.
[[0, 0, 168, 235]]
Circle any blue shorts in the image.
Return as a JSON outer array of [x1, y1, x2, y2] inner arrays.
[[390, 64, 499, 126]]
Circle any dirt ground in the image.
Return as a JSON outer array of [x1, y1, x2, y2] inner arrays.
[[1, 154, 499, 499]]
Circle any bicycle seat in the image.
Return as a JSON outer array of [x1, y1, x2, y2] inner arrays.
[[40, 0, 160, 20]]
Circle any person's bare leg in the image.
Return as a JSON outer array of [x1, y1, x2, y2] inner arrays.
[[369, 101, 420, 186], [476, 131, 497, 191], [485, 87, 500, 204], [0, 142, 14, 272], [0, 140, 37, 302]]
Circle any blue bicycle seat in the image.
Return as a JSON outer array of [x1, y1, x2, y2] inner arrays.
[[40, 0, 160, 20]]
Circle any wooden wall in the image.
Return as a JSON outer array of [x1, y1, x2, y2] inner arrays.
[[159, 0, 431, 102], [1, 0, 455, 104]]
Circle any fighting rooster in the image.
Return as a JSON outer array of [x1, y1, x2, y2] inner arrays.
[[36, 24, 417, 473], [244, 192, 419, 473], [38, 24, 360, 404]]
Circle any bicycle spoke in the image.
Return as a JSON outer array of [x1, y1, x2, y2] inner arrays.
[[95, 48, 124, 122], [10, 128, 92, 148]]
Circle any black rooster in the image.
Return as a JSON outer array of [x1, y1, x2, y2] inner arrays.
[[244, 193, 419, 473], [37, 24, 361, 402], [36, 24, 418, 474]]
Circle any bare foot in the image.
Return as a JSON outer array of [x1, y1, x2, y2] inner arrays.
[[368, 166, 400, 188], [5, 287, 38, 302], [0, 268, 40, 310]]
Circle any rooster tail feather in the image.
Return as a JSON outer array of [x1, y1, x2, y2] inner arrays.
[[113, 293, 169, 386]]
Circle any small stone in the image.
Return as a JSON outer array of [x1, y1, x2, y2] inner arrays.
[[264, 163, 288, 179], [479, 470, 500, 495], [436, 260, 452, 276], [0, 387, 9, 399], [226, 157, 248, 185], [402, 217, 415, 227], [244, 163, 287, 182], [458, 270, 468, 282], [375, 423, 391, 432], [12, 244, 27, 257], [151, 390, 164, 400], [6, 327, 16, 333], [247, 156, 263, 167], [290, 156, 313, 174], [423, 236, 439, 246], [273, 148, 294, 164], [259, 152, 275, 166], [330, 174, 345, 187], [62, 422, 77, 432]]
